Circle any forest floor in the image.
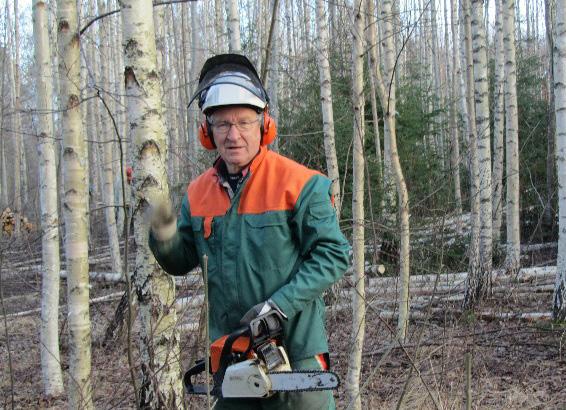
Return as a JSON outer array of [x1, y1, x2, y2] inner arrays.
[[0, 235, 565, 409]]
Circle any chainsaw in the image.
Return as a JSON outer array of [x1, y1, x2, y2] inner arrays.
[[183, 310, 340, 398]]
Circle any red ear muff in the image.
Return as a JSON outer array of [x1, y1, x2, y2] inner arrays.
[[261, 112, 277, 146], [198, 121, 216, 150]]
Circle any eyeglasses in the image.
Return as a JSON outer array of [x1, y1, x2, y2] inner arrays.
[[208, 114, 261, 136]]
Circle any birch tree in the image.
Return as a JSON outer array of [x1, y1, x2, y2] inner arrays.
[[315, 0, 341, 218], [346, 2, 365, 408], [503, 0, 521, 273], [449, 0, 462, 216], [119, 0, 183, 405], [462, 0, 482, 309], [472, 0, 492, 294], [366, 0, 384, 211], [33, 0, 64, 397], [544, 0, 556, 229], [382, 0, 411, 340], [553, 1, 566, 321], [10, 1, 22, 234], [57, 0, 93, 405], [492, 0, 505, 244], [98, 0, 121, 275], [226, 0, 241, 53]]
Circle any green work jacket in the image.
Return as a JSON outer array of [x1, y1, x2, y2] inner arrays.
[[149, 147, 350, 362]]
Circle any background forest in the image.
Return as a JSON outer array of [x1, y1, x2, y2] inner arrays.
[[1, 0, 565, 408]]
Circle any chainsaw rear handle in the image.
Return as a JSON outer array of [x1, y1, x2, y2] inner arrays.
[[183, 359, 206, 394]]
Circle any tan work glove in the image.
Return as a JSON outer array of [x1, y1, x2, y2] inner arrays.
[[150, 199, 177, 241]]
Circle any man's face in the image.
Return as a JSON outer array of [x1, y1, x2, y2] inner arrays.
[[209, 106, 262, 174]]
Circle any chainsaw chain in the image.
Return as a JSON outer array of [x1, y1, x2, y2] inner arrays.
[[268, 370, 341, 393]]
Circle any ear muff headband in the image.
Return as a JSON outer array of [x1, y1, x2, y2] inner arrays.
[[197, 111, 277, 151]]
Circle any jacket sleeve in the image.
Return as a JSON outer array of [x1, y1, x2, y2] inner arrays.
[[269, 175, 350, 318], [149, 194, 200, 276]]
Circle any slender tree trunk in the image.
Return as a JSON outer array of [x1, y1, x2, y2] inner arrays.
[[462, 0, 482, 309], [215, 0, 226, 52], [471, 0, 493, 287], [226, 0, 241, 53], [98, 0, 121, 275], [119, 0, 183, 405], [544, 0, 556, 229], [450, 0, 463, 216], [57, 0, 93, 405], [382, 0, 411, 340], [10, 1, 22, 234], [0, 36, 7, 209], [33, 0, 64, 397], [189, 1, 202, 173], [346, 2, 365, 409], [503, 0, 521, 273], [492, 0, 505, 244], [266, 0, 281, 152], [315, 0, 341, 218], [366, 0, 384, 212], [552, 0, 566, 320]]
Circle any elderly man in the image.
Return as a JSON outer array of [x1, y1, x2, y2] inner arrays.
[[149, 54, 349, 410]]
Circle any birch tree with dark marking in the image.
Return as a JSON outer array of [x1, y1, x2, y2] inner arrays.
[[57, 0, 93, 405], [119, 0, 182, 405]]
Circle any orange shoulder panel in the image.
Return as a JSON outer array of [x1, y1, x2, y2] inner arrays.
[[187, 168, 230, 217], [238, 150, 320, 214]]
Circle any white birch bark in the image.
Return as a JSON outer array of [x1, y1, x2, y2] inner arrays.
[[10, 1, 22, 234], [366, 0, 384, 212], [0, 38, 5, 209], [382, 0, 411, 340], [0, 137, 6, 208], [544, 0, 556, 228], [503, 0, 521, 273], [20, 143, 28, 205], [226, 0, 241, 53], [266, 0, 281, 152], [215, 0, 226, 52], [189, 1, 202, 173], [33, 0, 64, 396], [315, 0, 341, 218], [553, 1, 566, 320], [98, 0, 122, 275], [462, 0, 482, 309], [346, 2, 365, 408], [471, 0, 492, 285], [449, 0, 463, 216], [119, 0, 182, 405], [492, 0, 505, 245], [57, 0, 93, 405]]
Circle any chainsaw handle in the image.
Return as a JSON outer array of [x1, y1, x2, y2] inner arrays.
[[183, 359, 206, 394]]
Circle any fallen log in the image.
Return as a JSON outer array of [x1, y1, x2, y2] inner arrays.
[[6, 292, 123, 319]]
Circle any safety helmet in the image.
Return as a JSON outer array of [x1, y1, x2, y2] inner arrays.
[[190, 54, 277, 150], [189, 54, 269, 115]]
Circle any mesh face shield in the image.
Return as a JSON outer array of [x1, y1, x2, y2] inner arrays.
[[188, 54, 270, 114]]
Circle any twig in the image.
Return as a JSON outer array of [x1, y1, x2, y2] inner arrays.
[[465, 351, 472, 410], [80, 0, 197, 35], [203, 255, 211, 409], [0, 247, 15, 409], [97, 90, 139, 408]]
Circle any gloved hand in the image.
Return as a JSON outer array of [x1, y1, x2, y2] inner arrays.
[[149, 199, 177, 241], [240, 299, 287, 326]]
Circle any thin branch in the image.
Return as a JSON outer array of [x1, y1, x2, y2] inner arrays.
[[80, 0, 197, 36]]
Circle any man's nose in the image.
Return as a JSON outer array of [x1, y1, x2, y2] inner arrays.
[[226, 124, 241, 140]]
